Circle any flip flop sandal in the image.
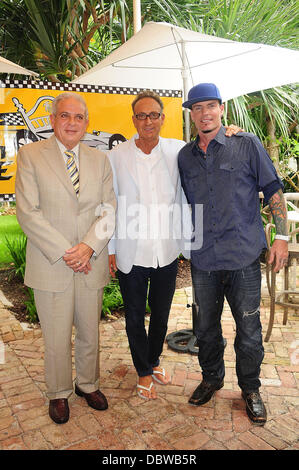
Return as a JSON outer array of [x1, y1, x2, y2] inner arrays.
[[152, 368, 171, 385], [136, 381, 155, 400]]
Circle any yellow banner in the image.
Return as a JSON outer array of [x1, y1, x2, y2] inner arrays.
[[0, 81, 183, 200]]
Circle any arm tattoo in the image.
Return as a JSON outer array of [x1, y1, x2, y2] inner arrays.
[[268, 189, 288, 236]]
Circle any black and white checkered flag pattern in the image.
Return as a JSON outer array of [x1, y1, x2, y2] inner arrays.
[[1, 79, 182, 97], [0, 112, 24, 126]]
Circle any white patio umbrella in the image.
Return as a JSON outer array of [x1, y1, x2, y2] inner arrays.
[[0, 55, 38, 77], [75, 21, 299, 354], [74, 22, 299, 140]]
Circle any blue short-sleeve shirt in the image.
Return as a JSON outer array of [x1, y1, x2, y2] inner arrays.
[[178, 126, 283, 271]]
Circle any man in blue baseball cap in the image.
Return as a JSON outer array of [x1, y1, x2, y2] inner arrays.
[[178, 83, 289, 425], [183, 82, 222, 108]]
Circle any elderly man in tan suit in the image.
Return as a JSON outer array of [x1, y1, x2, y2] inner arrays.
[[15, 92, 116, 424]]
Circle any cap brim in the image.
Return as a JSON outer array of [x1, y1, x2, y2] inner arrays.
[[182, 97, 222, 109]]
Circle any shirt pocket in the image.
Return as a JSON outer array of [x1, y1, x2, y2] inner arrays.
[[219, 161, 243, 172], [218, 160, 245, 187], [217, 161, 244, 204], [188, 175, 201, 193], [184, 169, 201, 192]]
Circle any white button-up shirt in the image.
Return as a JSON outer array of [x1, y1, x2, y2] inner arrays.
[[134, 140, 175, 268]]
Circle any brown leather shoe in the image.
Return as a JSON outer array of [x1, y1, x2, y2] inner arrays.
[[75, 384, 108, 410], [49, 398, 69, 424]]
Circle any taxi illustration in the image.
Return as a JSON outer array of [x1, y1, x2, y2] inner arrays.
[[0, 95, 127, 186], [5, 95, 127, 150]]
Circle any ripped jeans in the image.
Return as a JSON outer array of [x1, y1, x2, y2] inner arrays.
[[191, 258, 264, 392]]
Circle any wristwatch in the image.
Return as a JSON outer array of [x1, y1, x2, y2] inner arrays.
[[274, 234, 289, 242]]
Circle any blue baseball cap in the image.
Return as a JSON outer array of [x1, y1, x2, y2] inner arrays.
[[183, 83, 222, 109]]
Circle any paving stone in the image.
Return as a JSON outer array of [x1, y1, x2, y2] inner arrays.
[[232, 410, 253, 433], [20, 414, 51, 432], [199, 418, 233, 432], [0, 435, 27, 450], [172, 431, 210, 450], [77, 412, 104, 435], [22, 429, 51, 450], [0, 418, 22, 441], [225, 437, 252, 450], [116, 426, 149, 450], [96, 428, 122, 449], [40, 424, 69, 448], [64, 438, 102, 450], [60, 419, 87, 444], [164, 422, 200, 444], [6, 389, 44, 406], [0, 415, 15, 431], [250, 426, 289, 450], [200, 439, 227, 450], [155, 413, 190, 434], [238, 430, 275, 450], [0, 272, 298, 451], [266, 420, 298, 444], [0, 406, 12, 419]]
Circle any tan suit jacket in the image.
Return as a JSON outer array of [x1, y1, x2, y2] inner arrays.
[[15, 135, 116, 292]]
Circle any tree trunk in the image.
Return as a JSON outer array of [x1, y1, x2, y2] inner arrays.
[[265, 114, 280, 172]]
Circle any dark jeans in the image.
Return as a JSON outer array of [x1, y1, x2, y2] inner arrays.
[[118, 259, 178, 377], [191, 258, 264, 392]]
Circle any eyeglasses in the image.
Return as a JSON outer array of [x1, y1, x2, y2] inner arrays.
[[135, 112, 161, 121]]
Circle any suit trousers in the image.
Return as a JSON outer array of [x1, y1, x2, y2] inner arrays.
[[34, 273, 103, 400], [118, 259, 178, 377]]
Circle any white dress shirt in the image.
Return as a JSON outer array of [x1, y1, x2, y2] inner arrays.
[[107, 135, 191, 274], [134, 140, 176, 268]]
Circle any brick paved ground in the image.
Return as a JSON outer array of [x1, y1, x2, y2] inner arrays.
[[0, 272, 298, 452]]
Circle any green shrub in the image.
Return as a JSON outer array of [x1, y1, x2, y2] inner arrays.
[[24, 287, 39, 324], [102, 278, 124, 317], [101, 277, 151, 317], [4, 233, 27, 280], [3, 233, 128, 322], [4, 233, 38, 323], [0, 215, 23, 264]]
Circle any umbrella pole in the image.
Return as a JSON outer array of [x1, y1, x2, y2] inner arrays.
[[181, 41, 191, 143], [133, 0, 141, 34], [184, 109, 190, 143]]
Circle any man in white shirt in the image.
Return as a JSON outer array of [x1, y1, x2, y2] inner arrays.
[[108, 91, 188, 399]]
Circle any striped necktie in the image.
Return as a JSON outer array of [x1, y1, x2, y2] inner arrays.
[[65, 150, 79, 196]]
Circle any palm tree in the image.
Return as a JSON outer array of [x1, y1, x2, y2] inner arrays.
[[0, 0, 133, 81], [1, 0, 298, 185], [150, 0, 299, 185]]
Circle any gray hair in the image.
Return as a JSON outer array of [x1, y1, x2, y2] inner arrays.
[[51, 92, 89, 119], [131, 90, 164, 113]]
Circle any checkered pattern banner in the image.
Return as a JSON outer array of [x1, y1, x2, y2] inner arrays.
[[0, 194, 15, 202], [0, 112, 24, 126], [0, 79, 182, 98]]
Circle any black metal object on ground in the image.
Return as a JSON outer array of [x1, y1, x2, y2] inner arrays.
[[166, 302, 227, 355]]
